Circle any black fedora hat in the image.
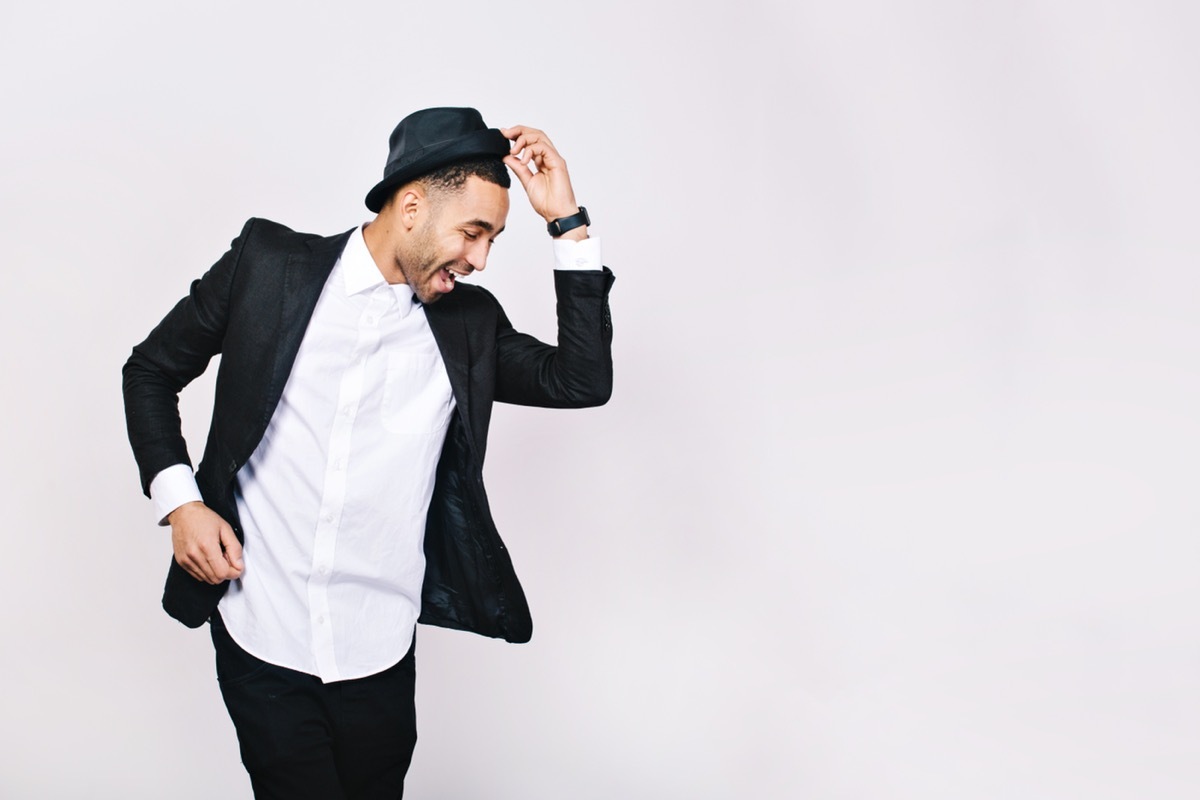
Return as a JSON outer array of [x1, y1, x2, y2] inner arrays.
[[365, 107, 510, 213]]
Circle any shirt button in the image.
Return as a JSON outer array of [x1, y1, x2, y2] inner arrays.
[[323, 512, 334, 523], [317, 616, 325, 625], [366, 316, 376, 325], [319, 566, 329, 576]]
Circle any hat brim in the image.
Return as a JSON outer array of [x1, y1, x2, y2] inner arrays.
[[364, 128, 511, 213]]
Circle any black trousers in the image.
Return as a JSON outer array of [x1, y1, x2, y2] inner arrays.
[[210, 613, 418, 800]]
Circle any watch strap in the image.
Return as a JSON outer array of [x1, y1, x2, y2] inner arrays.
[[547, 206, 590, 237]]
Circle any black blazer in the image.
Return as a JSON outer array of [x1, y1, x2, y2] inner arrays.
[[123, 218, 614, 643]]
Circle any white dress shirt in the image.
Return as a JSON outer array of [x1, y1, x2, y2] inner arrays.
[[151, 224, 602, 682]]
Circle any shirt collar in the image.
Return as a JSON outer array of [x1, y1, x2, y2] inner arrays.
[[341, 223, 418, 312]]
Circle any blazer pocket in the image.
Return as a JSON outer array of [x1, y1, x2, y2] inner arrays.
[[381, 352, 453, 435]]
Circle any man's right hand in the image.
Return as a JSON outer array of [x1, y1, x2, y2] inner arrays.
[[168, 501, 245, 584]]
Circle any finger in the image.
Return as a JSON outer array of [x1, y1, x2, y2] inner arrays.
[[508, 135, 530, 158], [506, 130, 554, 160], [514, 135, 554, 159], [501, 125, 544, 142], [518, 142, 563, 175], [518, 131, 556, 157], [220, 525, 245, 575], [193, 533, 232, 583], [177, 532, 219, 583], [205, 530, 241, 581], [504, 155, 535, 189], [504, 130, 528, 151], [533, 142, 565, 170], [204, 548, 232, 583], [515, 126, 549, 146], [182, 549, 219, 584]]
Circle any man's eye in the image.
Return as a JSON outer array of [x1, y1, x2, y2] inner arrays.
[[464, 231, 478, 241]]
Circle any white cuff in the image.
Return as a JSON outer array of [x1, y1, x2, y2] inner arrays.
[[149, 464, 204, 526], [553, 236, 602, 271]]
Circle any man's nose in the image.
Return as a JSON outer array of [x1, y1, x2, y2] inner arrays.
[[466, 241, 489, 272]]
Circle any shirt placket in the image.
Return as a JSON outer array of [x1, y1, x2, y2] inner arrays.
[[308, 284, 396, 681]]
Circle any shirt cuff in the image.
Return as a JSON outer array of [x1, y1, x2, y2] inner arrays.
[[553, 236, 602, 271], [149, 463, 204, 526]]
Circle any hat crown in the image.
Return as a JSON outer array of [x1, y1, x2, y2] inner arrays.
[[389, 107, 487, 154]]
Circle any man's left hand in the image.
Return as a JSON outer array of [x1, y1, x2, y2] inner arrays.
[[501, 125, 587, 239]]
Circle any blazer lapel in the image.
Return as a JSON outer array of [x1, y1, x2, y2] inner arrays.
[[265, 229, 354, 423]]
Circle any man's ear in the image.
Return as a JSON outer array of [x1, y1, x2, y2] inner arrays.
[[398, 186, 424, 231]]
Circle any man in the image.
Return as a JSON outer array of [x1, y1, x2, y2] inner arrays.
[[123, 107, 614, 798]]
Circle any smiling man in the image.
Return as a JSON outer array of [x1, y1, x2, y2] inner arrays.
[[122, 107, 614, 799]]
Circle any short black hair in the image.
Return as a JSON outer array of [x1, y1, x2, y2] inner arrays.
[[419, 157, 511, 194], [383, 157, 510, 210]]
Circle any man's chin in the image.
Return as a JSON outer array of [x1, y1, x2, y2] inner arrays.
[[416, 281, 454, 305], [422, 267, 464, 303]]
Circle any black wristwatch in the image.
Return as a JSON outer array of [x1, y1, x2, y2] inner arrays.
[[547, 206, 590, 237]]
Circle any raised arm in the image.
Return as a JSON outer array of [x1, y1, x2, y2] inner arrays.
[[492, 126, 614, 407]]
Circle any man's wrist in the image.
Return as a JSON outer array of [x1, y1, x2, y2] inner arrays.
[[544, 207, 579, 221], [556, 226, 589, 242], [167, 501, 204, 526]]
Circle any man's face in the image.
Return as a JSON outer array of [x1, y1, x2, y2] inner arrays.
[[398, 176, 510, 304]]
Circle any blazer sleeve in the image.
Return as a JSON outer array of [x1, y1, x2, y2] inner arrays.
[[492, 267, 615, 408], [122, 219, 256, 496]]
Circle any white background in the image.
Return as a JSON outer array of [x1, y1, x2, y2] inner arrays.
[[2, 1, 1198, 797]]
